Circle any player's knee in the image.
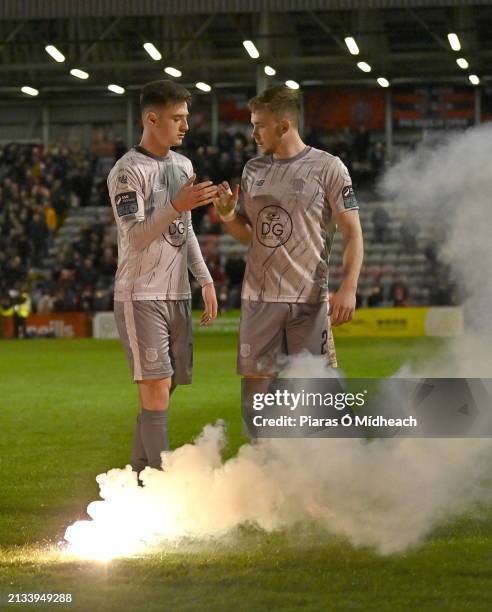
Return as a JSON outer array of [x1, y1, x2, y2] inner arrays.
[[139, 378, 172, 411]]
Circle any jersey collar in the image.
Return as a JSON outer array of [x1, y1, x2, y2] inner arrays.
[[271, 146, 311, 165], [133, 145, 170, 161]]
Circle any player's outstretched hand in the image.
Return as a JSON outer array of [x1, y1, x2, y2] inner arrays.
[[200, 282, 218, 327], [213, 181, 240, 221], [329, 286, 356, 326], [173, 174, 219, 212]]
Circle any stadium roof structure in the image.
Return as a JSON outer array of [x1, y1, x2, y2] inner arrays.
[[0, 0, 491, 97]]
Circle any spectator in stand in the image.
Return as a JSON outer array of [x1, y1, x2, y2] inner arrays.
[[28, 212, 49, 261], [43, 201, 58, 233], [390, 278, 409, 307], [370, 141, 386, 178], [3, 256, 25, 287], [372, 206, 391, 244], [353, 125, 370, 163], [367, 279, 384, 307], [98, 247, 117, 284], [400, 212, 420, 253], [77, 257, 98, 287], [36, 290, 56, 314]]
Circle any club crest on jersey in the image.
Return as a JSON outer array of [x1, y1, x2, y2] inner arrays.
[[256, 204, 293, 248], [118, 174, 129, 184], [163, 216, 186, 247], [342, 185, 358, 209]]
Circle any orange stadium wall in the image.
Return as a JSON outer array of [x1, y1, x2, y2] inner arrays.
[[393, 86, 475, 129], [304, 88, 385, 131], [2, 313, 91, 339]]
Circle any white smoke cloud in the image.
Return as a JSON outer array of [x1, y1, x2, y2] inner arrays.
[[65, 125, 492, 558]]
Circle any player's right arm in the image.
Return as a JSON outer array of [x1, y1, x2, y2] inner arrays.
[[108, 168, 218, 251], [213, 180, 252, 245]]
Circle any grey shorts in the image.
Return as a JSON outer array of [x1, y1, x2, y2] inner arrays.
[[114, 300, 193, 384], [237, 300, 337, 375]]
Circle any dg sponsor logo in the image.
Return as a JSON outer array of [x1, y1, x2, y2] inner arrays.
[[256, 205, 293, 247], [163, 217, 186, 247]]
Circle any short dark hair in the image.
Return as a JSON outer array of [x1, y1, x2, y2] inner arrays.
[[140, 80, 191, 113], [248, 85, 300, 125]]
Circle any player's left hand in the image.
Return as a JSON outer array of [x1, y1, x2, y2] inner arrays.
[[200, 282, 218, 326], [329, 286, 356, 326]]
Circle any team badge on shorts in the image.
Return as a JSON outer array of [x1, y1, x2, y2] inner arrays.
[[145, 348, 159, 362], [240, 343, 251, 358]]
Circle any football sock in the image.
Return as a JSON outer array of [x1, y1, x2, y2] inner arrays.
[[131, 413, 148, 474], [139, 408, 169, 470]]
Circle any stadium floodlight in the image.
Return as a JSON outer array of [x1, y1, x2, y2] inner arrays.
[[447, 33, 461, 51], [469, 74, 480, 85], [377, 77, 390, 88], [456, 58, 469, 69], [344, 37, 360, 55], [196, 81, 212, 92], [357, 61, 372, 73], [164, 66, 182, 78], [108, 84, 125, 94], [21, 86, 39, 96], [45, 45, 65, 63], [143, 42, 162, 61], [70, 68, 89, 80], [264, 65, 276, 76], [285, 80, 300, 89], [243, 40, 260, 59]]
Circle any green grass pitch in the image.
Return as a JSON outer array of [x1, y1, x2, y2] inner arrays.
[[1, 333, 491, 611]]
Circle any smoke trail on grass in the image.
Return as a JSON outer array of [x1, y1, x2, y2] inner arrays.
[[65, 125, 492, 558]]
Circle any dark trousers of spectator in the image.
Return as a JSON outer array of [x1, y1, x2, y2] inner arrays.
[[13, 314, 27, 339]]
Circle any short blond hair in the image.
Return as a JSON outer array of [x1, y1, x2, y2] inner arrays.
[[248, 85, 300, 126]]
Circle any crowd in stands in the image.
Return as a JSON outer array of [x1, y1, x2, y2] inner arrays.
[[0, 130, 458, 323], [0, 142, 117, 316], [305, 125, 387, 188]]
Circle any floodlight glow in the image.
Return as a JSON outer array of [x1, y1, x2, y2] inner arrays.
[[264, 65, 276, 76], [196, 82, 211, 92], [164, 67, 182, 77], [45, 45, 65, 63], [243, 40, 260, 59], [108, 84, 125, 94], [344, 37, 360, 55], [469, 74, 480, 85], [377, 77, 390, 88], [448, 33, 461, 51], [285, 80, 299, 89], [143, 42, 162, 61], [357, 62, 372, 73], [21, 86, 39, 96], [70, 68, 89, 80], [456, 58, 469, 69]]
